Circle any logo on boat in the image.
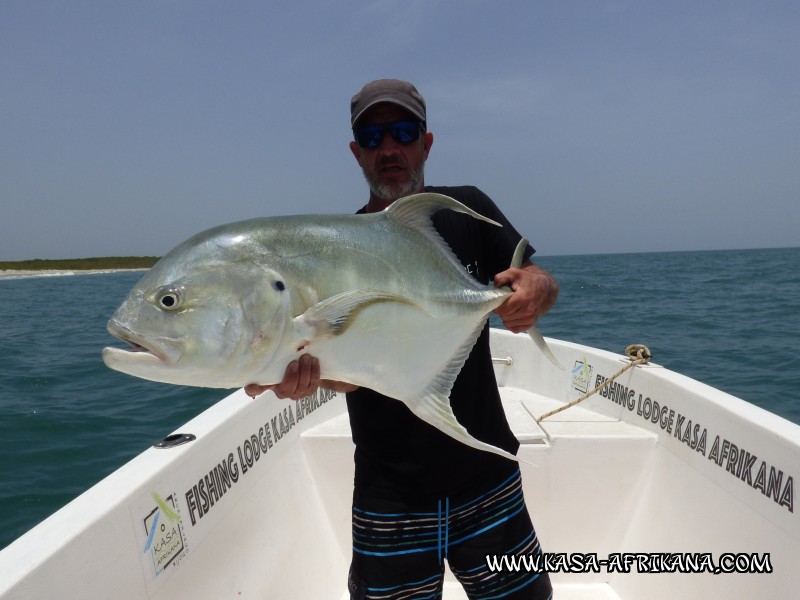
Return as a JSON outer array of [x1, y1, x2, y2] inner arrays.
[[143, 492, 188, 576], [572, 358, 593, 394]]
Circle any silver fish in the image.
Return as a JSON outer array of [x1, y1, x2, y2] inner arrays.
[[103, 193, 559, 461]]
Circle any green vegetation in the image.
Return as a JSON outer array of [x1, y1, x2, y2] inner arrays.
[[0, 257, 160, 271]]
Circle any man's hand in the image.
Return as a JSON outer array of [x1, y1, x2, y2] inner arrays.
[[244, 354, 357, 400], [493, 262, 558, 333]]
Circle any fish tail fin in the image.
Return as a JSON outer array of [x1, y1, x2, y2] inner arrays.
[[508, 239, 565, 371], [510, 237, 529, 269], [406, 393, 535, 466], [527, 326, 566, 370]]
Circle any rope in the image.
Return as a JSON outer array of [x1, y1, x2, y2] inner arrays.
[[537, 344, 651, 422]]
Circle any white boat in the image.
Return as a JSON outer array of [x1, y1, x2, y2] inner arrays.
[[1, 330, 797, 599]]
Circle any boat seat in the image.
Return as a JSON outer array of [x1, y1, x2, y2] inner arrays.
[[300, 387, 653, 444], [499, 386, 657, 441]]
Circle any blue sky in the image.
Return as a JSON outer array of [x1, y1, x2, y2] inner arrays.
[[2, 1, 798, 259]]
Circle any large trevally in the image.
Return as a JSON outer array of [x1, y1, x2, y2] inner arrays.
[[103, 193, 558, 462]]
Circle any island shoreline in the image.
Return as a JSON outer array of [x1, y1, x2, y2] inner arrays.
[[0, 268, 149, 280]]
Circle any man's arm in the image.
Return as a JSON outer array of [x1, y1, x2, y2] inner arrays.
[[492, 261, 559, 333], [244, 354, 358, 401]]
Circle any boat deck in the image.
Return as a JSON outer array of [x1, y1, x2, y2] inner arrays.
[[339, 581, 621, 599], [451, 582, 621, 599], [306, 384, 655, 599]]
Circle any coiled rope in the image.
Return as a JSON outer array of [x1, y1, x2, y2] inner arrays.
[[537, 344, 651, 422]]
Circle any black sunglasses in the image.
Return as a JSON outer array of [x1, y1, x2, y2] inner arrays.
[[353, 120, 425, 149]]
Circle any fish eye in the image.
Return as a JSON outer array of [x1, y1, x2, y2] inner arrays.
[[157, 289, 182, 311], [272, 281, 286, 292]]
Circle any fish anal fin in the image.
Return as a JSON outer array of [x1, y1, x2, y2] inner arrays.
[[399, 311, 528, 463], [405, 391, 532, 464]]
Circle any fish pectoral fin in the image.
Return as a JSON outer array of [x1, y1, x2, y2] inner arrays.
[[295, 290, 428, 339], [405, 393, 532, 465]]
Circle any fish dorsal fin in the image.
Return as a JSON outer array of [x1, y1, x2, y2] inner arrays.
[[384, 193, 502, 285], [385, 193, 501, 257], [386, 192, 502, 232]]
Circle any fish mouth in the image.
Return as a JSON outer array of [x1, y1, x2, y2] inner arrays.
[[104, 320, 180, 364]]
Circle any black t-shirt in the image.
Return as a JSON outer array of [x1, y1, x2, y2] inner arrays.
[[346, 186, 535, 505]]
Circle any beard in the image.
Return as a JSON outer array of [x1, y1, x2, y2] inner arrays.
[[362, 161, 425, 203]]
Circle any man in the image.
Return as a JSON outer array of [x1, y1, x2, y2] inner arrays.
[[248, 80, 556, 599]]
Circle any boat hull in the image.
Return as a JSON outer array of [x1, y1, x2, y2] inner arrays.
[[1, 330, 797, 598]]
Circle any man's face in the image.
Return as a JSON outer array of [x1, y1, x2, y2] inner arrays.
[[349, 104, 433, 204]]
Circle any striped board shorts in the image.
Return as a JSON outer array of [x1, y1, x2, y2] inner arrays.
[[348, 470, 552, 600]]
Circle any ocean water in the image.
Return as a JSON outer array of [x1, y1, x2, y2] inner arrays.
[[1, 247, 798, 550]]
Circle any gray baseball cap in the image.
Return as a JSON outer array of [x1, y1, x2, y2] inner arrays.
[[350, 79, 426, 127]]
